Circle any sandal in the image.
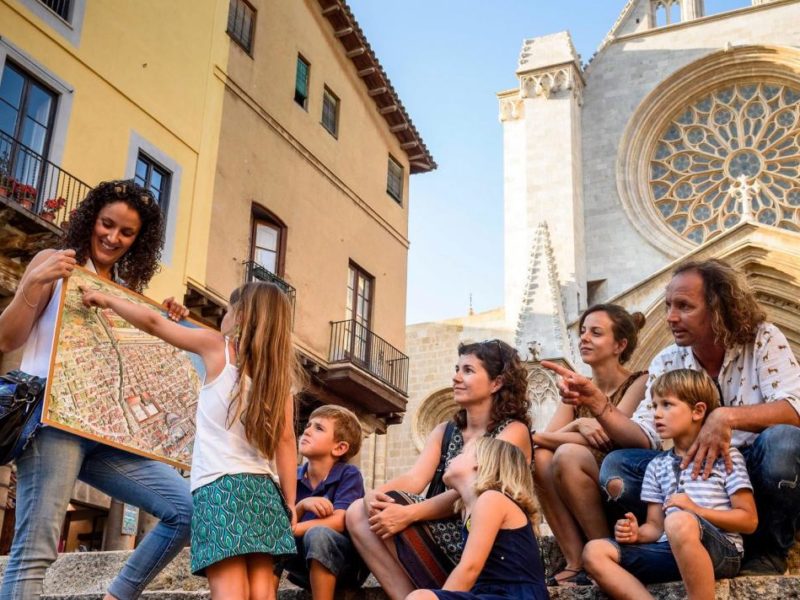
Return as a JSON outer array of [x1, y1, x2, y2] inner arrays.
[[546, 568, 592, 586]]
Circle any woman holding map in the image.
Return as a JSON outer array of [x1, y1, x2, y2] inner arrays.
[[0, 180, 192, 600]]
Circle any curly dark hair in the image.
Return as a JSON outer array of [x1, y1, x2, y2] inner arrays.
[[673, 259, 765, 347], [579, 303, 646, 364], [453, 339, 532, 431], [61, 179, 165, 293]]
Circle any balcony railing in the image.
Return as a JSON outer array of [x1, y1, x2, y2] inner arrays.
[[329, 319, 409, 394], [243, 261, 297, 305], [0, 129, 91, 228]]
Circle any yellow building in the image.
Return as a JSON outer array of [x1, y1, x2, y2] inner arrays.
[[0, 0, 432, 550]]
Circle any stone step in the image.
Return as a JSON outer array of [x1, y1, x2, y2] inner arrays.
[[32, 577, 800, 600], [2, 547, 799, 599]]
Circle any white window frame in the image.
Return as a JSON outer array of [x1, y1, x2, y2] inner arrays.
[[16, 0, 88, 47], [125, 132, 182, 266]]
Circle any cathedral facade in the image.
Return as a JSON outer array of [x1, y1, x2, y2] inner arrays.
[[383, 0, 800, 481]]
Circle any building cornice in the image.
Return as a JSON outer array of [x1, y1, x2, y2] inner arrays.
[[316, 0, 436, 174], [612, 0, 799, 47]]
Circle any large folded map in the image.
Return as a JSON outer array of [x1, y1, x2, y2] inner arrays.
[[43, 267, 207, 469]]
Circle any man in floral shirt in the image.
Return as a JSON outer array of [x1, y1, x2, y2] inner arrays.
[[545, 259, 800, 576]]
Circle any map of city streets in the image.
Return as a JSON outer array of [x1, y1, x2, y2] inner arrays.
[[43, 267, 205, 469]]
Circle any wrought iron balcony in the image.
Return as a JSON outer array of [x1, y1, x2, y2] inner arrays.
[[0, 129, 91, 230], [329, 319, 409, 395], [243, 260, 296, 301]]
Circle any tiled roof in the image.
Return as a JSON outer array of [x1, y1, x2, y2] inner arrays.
[[316, 0, 437, 174]]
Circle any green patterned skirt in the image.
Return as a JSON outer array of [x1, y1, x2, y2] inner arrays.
[[191, 473, 297, 575]]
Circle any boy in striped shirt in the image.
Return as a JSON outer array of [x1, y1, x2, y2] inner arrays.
[[583, 369, 758, 599]]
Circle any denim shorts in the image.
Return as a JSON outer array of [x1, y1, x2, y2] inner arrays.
[[276, 526, 368, 589], [610, 514, 742, 584]]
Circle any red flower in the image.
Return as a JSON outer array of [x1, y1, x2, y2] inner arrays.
[[44, 197, 66, 211]]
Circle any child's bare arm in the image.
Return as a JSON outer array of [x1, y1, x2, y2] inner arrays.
[[275, 394, 297, 522], [81, 288, 220, 359], [664, 490, 757, 534], [293, 509, 346, 537], [441, 492, 505, 591], [638, 503, 666, 542], [616, 504, 664, 544]]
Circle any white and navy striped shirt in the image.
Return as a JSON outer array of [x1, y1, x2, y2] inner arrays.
[[640, 448, 752, 552]]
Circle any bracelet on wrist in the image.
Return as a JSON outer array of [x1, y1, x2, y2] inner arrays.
[[593, 396, 613, 418], [20, 282, 38, 309]]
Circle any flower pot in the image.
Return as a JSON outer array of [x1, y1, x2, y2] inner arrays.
[[0, 186, 9, 198], [19, 197, 34, 210], [40, 212, 55, 222]]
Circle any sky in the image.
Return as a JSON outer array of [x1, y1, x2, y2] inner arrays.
[[347, 0, 753, 325]]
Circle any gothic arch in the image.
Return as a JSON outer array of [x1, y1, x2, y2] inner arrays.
[[412, 388, 457, 452], [617, 45, 800, 257]]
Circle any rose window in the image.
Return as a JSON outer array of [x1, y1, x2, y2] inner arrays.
[[649, 82, 800, 244]]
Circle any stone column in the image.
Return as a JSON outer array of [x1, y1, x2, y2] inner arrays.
[[102, 500, 136, 551]]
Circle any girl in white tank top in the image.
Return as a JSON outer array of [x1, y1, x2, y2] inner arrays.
[[81, 280, 303, 590]]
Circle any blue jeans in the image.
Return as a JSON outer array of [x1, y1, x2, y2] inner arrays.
[[0, 428, 192, 600], [278, 526, 368, 590], [610, 514, 741, 584], [599, 425, 800, 559]]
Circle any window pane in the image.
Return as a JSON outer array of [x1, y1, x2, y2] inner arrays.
[[0, 101, 18, 137], [26, 85, 54, 126], [387, 157, 403, 201], [322, 89, 338, 135], [136, 152, 171, 212], [255, 223, 278, 251], [0, 67, 24, 110], [295, 57, 309, 107], [227, 0, 254, 52], [135, 158, 149, 181], [150, 169, 163, 193], [254, 248, 276, 273], [20, 119, 48, 155]]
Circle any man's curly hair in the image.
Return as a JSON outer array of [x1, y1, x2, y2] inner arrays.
[[453, 339, 532, 431], [61, 179, 165, 293], [673, 259, 765, 348]]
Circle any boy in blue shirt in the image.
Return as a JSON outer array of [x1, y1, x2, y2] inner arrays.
[[583, 369, 758, 598], [279, 405, 367, 600]]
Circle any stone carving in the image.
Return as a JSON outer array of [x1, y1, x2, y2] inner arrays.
[[526, 365, 560, 430], [528, 341, 543, 362], [499, 97, 524, 122], [649, 81, 800, 244], [520, 67, 582, 104], [729, 175, 762, 223]]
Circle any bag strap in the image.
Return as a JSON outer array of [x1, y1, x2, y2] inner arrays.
[[426, 421, 457, 499], [4, 371, 45, 401]]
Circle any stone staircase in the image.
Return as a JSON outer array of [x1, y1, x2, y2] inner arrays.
[[0, 538, 798, 599]]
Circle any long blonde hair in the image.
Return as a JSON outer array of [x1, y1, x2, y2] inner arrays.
[[457, 437, 539, 523], [227, 282, 305, 459]]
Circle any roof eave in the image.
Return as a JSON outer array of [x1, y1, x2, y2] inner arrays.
[[316, 0, 437, 174]]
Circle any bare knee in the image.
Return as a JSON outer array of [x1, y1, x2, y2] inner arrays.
[[406, 591, 437, 600], [583, 539, 617, 576], [346, 499, 367, 534], [552, 444, 594, 478], [664, 510, 700, 544], [605, 477, 624, 500]]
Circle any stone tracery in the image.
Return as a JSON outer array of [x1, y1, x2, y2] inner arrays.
[[649, 82, 800, 244]]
